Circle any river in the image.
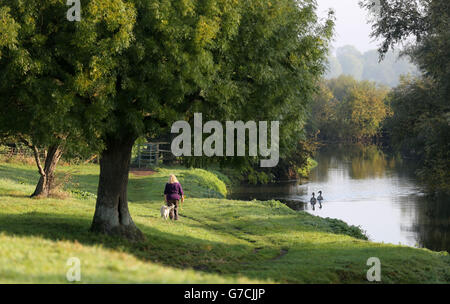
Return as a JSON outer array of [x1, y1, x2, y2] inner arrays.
[[229, 144, 450, 252]]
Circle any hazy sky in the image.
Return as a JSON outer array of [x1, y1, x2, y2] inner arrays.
[[316, 0, 380, 54]]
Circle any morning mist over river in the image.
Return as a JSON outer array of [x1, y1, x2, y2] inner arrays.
[[230, 144, 450, 252]]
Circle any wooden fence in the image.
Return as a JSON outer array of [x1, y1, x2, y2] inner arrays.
[[134, 142, 171, 168], [1, 142, 172, 168], [0, 145, 45, 159]]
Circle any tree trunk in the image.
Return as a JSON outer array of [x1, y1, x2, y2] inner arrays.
[[90, 135, 145, 241], [31, 145, 63, 198]]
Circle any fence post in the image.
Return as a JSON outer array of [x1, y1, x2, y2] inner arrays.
[[156, 143, 160, 166], [138, 143, 141, 169]]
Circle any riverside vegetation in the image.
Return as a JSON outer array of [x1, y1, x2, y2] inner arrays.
[[0, 159, 449, 284]]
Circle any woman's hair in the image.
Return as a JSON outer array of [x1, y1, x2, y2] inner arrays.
[[168, 174, 179, 184]]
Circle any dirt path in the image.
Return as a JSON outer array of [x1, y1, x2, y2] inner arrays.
[[130, 168, 157, 177]]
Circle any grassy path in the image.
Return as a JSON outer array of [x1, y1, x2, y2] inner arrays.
[[0, 162, 449, 283]]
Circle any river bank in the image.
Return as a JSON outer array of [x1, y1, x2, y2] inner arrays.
[[0, 161, 449, 283], [229, 144, 450, 253]]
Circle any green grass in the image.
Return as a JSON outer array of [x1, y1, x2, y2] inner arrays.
[[0, 161, 449, 284]]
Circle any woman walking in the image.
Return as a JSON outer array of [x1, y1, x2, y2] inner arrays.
[[164, 174, 184, 221]]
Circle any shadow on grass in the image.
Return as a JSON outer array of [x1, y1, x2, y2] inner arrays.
[[0, 211, 260, 280], [0, 165, 39, 187]]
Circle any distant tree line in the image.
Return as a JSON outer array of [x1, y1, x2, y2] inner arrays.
[[307, 75, 390, 143]]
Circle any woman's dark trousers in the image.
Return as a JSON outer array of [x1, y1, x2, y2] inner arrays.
[[167, 200, 179, 220]]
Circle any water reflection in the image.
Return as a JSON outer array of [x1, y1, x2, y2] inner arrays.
[[229, 144, 450, 252]]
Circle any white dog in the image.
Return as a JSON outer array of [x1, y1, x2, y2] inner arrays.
[[160, 204, 175, 220]]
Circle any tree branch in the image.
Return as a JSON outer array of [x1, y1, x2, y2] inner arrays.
[[18, 136, 46, 177]]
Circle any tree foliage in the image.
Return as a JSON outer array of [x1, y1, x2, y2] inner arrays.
[[384, 76, 449, 193], [0, 1, 122, 196]]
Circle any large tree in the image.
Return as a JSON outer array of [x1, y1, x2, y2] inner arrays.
[[1, 0, 333, 239]]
